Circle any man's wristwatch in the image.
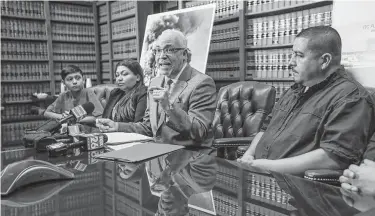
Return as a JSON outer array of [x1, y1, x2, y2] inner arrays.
[[164, 102, 174, 114]]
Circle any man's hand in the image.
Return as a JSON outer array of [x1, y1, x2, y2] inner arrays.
[[237, 153, 254, 166], [340, 187, 375, 212], [96, 118, 118, 132], [339, 159, 375, 195], [149, 86, 170, 111]]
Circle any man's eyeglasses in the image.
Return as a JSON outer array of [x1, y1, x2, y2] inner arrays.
[[152, 47, 185, 55]]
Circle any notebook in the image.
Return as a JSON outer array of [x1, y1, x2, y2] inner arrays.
[[94, 142, 185, 163]]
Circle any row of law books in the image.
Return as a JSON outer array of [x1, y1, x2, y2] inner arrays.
[[217, 162, 239, 192], [98, 4, 107, 23], [111, 17, 137, 40], [52, 43, 95, 61], [185, 0, 240, 20], [100, 24, 109, 41], [247, 5, 332, 47], [210, 22, 240, 51], [246, 49, 293, 79], [213, 190, 239, 216], [0, 1, 45, 18], [100, 43, 110, 60], [2, 83, 50, 103], [112, 39, 137, 59], [1, 19, 46, 39], [52, 23, 95, 42], [206, 60, 240, 80], [244, 201, 288, 216], [101, 62, 110, 72], [116, 175, 140, 201], [50, 3, 93, 23], [110, 1, 136, 20], [246, 0, 318, 13], [216, 170, 239, 192], [53, 62, 96, 80], [1, 41, 48, 60], [60, 190, 101, 211], [1, 121, 45, 143], [261, 81, 293, 99], [1, 63, 49, 81], [1, 104, 40, 122], [116, 195, 141, 216], [246, 173, 294, 210]]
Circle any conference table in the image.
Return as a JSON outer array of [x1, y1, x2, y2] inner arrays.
[[0, 144, 366, 216]]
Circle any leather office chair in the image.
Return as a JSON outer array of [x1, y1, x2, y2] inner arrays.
[[212, 81, 276, 160]]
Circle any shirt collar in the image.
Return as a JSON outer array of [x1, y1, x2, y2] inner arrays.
[[291, 66, 343, 95], [166, 63, 187, 84]]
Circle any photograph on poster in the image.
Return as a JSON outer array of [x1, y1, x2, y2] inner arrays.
[[332, 1, 375, 88], [139, 4, 215, 85]]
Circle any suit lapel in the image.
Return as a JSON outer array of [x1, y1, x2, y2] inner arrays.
[[169, 65, 192, 105], [149, 76, 164, 133], [155, 65, 193, 131]]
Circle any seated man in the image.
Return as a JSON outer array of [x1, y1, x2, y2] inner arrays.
[[44, 65, 103, 124], [96, 29, 217, 147], [238, 26, 375, 175]]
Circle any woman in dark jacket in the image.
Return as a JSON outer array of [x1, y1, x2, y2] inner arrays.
[[101, 59, 147, 123]]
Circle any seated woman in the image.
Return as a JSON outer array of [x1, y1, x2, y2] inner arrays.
[[101, 59, 147, 123], [44, 65, 103, 124]]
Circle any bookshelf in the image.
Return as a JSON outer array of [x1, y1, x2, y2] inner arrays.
[[96, 1, 153, 84], [0, 1, 98, 147], [182, 0, 333, 94]]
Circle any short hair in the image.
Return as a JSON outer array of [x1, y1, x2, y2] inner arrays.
[[156, 29, 191, 63], [296, 26, 342, 62], [114, 58, 144, 85], [61, 65, 83, 80]]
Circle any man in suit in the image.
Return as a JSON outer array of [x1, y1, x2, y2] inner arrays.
[[96, 29, 217, 147]]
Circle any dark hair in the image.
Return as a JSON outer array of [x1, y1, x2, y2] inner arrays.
[[296, 26, 342, 63], [61, 65, 83, 81], [115, 59, 144, 85]]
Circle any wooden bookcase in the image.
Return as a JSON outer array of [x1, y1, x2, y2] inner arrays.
[[180, 0, 333, 94], [95, 1, 153, 84], [0, 1, 97, 147]]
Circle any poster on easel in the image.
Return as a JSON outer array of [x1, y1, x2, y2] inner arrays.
[[139, 4, 216, 86], [332, 0, 375, 88]]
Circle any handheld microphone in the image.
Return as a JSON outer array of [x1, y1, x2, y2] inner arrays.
[[36, 102, 95, 133]]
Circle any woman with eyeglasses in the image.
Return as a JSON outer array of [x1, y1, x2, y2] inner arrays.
[[98, 59, 147, 124]]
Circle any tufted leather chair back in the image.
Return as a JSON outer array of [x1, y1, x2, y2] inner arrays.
[[213, 82, 276, 139], [89, 84, 117, 108]]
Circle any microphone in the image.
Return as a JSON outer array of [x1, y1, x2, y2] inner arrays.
[[36, 102, 95, 133], [58, 102, 95, 124]]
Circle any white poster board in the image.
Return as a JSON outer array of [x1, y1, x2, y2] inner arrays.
[[139, 4, 216, 86], [332, 0, 375, 88]]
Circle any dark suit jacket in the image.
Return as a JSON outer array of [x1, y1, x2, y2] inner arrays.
[[117, 64, 217, 147], [102, 85, 147, 123]]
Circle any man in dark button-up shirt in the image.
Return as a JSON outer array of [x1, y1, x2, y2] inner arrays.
[[238, 26, 375, 175]]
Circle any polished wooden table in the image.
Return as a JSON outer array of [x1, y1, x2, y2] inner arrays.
[[0, 144, 364, 216]]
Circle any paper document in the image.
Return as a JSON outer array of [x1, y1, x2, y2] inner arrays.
[[105, 142, 145, 151], [94, 142, 185, 163], [103, 132, 153, 145]]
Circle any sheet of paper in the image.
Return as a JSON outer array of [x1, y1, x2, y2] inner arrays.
[[105, 142, 146, 151], [103, 132, 153, 145]]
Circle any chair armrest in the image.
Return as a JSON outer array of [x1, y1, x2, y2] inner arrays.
[[304, 169, 343, 186], [212, 136, 254, 147]]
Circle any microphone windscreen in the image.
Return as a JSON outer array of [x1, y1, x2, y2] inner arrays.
[[81, 102, 95, 115], [71, 102, 95, 119]]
